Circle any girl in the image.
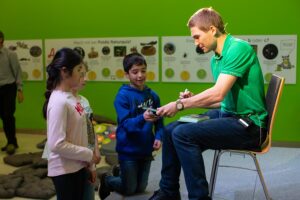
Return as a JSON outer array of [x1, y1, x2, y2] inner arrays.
[[71, 62, 101, 200], [42, 48, 99, 200]]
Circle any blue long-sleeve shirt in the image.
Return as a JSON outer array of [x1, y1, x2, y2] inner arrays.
[[114, 84, 163, 161]]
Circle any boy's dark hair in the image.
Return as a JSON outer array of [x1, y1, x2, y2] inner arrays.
[[123, 52, 147, 73]]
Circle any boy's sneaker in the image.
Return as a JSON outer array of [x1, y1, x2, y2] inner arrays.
[[98, 172, 111, 200], [2, 144, 18, 155], [148, 189, 181, 200], [112, 165, 120, 176]]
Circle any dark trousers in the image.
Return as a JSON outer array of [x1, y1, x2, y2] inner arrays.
[[159, 109, 267, 200], [0, 82, 17, 146], [51, 167, 86, 200]]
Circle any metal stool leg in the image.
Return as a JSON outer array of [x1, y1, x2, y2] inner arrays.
[[251, 154, 272, 200], [209, 150, 221, 198]]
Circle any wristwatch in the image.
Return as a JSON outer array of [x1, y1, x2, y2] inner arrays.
[[176, 99, 184, 111]]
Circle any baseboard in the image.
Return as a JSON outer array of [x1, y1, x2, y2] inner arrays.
[[0, 128, 46, 135], [1, 128, 300, 147], [273, 141, 300, 148]]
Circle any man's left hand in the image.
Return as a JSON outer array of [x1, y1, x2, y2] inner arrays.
[[156, 101, 178, 117], [17, 90, 24, 103]]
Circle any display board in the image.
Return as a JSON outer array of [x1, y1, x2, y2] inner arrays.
[[45, 37, 159, 82], [7, 35, 296, 83], [162, 35, 297, 84], [161, 36, 214, 83], [5, 40, 44, 81]]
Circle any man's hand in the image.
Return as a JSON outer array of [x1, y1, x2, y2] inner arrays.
[[179, 89, 193, 99], [156, 101, 178, 117], [17, 90, 24, 103]]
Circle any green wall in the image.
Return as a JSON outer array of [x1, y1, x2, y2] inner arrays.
[[1, 0, 299, 142]]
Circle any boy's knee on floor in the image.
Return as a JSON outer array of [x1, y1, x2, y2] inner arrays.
[[123, 188, 136, 196]]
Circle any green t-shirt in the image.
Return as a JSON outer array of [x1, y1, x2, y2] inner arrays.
[[211, 35, 267, 128]]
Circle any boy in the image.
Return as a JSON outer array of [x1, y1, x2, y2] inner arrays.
[[99, 52, 163, 199]]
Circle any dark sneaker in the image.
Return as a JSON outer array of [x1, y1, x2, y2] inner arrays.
[[6, 144, 16, 155], [1, 146, 6, 151], [98, 173, 111, 200], [148, 189, 181, 200], [1, 143, 18, 152], [112, 165, 120, 176], [36, 138, 47, 149]]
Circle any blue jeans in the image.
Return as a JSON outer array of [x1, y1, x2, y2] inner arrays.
[[106, 159, 152, 195], [159, 109, 266, 200], [83, 168, 95, 200]]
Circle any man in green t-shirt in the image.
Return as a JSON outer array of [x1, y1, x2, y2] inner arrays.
[[149, 7, 268, 200]]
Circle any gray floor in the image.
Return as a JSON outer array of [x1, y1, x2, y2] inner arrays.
[[107, 147, 300, 200], [1, 133, 300, 200]]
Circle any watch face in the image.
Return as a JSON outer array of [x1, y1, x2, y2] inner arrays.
[[176, 101, 183, 110]]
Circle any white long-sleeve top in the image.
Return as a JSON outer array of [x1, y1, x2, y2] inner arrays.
[[47, 90, 93, 177]]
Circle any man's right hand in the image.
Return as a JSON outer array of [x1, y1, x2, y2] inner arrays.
[[179, 90, 193, 99]]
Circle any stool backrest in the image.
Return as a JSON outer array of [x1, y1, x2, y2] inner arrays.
[[261, 74, 285, 152]]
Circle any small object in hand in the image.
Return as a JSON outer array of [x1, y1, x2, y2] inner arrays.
[[183, 88, 190, 98], [139, 105, 158, 116]]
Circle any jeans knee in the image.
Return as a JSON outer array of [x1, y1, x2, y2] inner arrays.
[[172, 125, 188, 140], [164, 122, 178, 140]]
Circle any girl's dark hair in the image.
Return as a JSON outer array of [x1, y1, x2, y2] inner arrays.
[[42, 48, 82, 119], [123, 52, 147, 73]]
